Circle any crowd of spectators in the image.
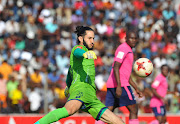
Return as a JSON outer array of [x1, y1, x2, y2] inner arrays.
[[0, 0, 179, 115]]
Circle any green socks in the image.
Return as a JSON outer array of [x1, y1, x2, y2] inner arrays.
[[37, 107, 69, 124]]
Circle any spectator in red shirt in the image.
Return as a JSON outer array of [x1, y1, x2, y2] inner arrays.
[[74, 0, 85, 10], [133, 0, 145, 11], [119, 28, 126, 44], [93, 0, 104, 10], [163, 40, 177, 55], [150, 30, 162, 42]]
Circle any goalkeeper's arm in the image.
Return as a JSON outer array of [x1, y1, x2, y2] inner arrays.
[[73, 48, 86, 58], [74, 48, 97, 59], [66, 67, 72, 88]]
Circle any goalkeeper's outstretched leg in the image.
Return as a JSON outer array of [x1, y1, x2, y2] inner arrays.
[[34, 99, 125, 124], [100, 109, 124, 124], [35, 100, 82, 124]]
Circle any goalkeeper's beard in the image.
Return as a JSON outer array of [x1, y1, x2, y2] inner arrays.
[[83, 39, 93, 50]]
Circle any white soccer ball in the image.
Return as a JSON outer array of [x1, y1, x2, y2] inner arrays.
[[133, 58, 153, 77]]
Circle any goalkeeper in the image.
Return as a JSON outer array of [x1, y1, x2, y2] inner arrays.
[[35, 26, 124, 124]]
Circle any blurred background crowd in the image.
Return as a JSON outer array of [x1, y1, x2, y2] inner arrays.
[[0, 0, 179, 115]]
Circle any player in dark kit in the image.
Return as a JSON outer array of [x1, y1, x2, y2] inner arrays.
[[105, 31, 143, 124], [150, 65, 169, 124]]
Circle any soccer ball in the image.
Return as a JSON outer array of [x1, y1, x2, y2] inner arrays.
[[133, 58, 153, 77]]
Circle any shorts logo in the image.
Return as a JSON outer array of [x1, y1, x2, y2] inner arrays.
[[76, 92, 83, 98]]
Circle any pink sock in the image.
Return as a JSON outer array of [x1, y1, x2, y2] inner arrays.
[[149, 120, 159, 124], [95, 120, 105, 124], [129, 119, 139, 124]]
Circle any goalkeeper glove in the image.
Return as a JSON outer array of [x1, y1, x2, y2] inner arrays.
[[83, 50, 97, 59], [64, 86, 69, 97]]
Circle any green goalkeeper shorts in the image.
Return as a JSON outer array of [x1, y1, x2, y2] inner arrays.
[[68, 82, 108, 120]]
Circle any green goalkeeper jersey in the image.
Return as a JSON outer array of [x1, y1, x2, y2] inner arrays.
[[69, 45, 96, 90]]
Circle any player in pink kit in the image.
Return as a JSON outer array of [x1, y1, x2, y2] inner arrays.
[[105, 31, 143, 124], [150, 64, 169, 124]]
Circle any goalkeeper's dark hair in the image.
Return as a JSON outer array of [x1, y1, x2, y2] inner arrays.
[[75, 26, 94, 44]]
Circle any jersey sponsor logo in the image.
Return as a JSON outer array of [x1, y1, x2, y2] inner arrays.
[[116, 51, 124, 59], [76, 92, 83, 98], [75, 46, 83, 49]]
